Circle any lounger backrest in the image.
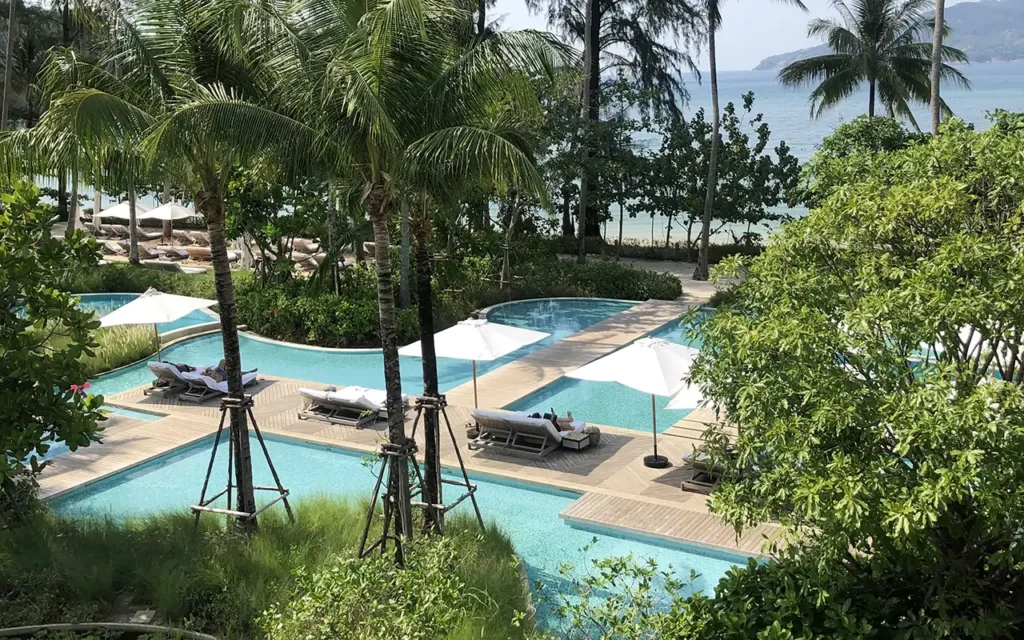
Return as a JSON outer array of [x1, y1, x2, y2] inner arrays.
[[473, 409, 562, 443], [149, 361, 185, 381]]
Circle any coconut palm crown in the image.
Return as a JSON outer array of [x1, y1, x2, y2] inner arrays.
[[778, 0, 969, 125]]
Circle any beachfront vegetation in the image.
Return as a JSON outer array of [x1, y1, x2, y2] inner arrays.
[[0, 182, 105, 492], [686, 118, 1024, 637], [0, 498, 530, 639], [779, 0, 969, 123]]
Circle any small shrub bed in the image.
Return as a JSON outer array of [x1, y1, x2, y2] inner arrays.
[[550, 235, 763, 264], [0, 499, 530, 640]]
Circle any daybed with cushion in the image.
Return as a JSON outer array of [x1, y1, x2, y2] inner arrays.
[[297, 385, 408, 428], [469, 409, 565, 458], [180, 369, 259, 403], [144, 361, 192, 396]]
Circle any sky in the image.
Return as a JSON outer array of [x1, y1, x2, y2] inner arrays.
[[491, 0, 969, 71]]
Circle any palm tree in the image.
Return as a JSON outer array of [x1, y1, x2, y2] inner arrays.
[[34, 0, 331, 535], [778, 0, 968, 123], [693, 0, 806, 281], [2, 0, 17, 128], [930, 0, 945, 134]]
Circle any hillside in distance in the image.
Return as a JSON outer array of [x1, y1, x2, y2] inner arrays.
[[754, 0, 1024, 70]]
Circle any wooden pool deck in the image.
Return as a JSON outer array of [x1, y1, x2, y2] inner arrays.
[[37, 299, 778, 558]]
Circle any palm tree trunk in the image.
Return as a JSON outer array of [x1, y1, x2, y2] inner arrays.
[[1, 0, 15, 129], [476, 0, 486, 36], [368, 182, 414, 550], [694, 21, 720, 282], [930, 0, 945, 135], [127, 180, 140, 265], [576, 0, 597, 264], [64, 163, 78, 241], [199, 177, 258, 535], [57, 172, 69, 224], [868, 80, 876, 118], [616, 200, 624, 260], [413, 202, 441, 534], [399, 200, 411, 308], [161, 180, 172, 242], [93, 183, 102, 228]]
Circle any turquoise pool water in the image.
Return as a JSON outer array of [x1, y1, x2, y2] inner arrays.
[[87, 298, 634, 398], [52, 434, 743, 627], [505, 314, 706, 433], [77, 293, 216, 334]]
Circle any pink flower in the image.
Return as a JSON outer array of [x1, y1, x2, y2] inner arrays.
[[82, 381, 91, 390], [70, 384, 80, 393]]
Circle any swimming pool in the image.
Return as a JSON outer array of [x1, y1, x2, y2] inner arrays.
[[505, 312, 707, 433], [86, 298, 635, 398], [77, 293, 217, 334], [51, 433, 743, 627]]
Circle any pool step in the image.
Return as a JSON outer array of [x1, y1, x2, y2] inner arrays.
[[559, 492, 779, 557]]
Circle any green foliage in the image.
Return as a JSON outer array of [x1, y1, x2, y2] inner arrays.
[[262, 535, 502, 640], [796, 115, 925, 207], [61, 265, 222, 300], [633, 92, 799, 248], [0, 499, 529, 639], [78, 326, 159, 377], [0, 182, 106, 488], [691, 118, 1024, 638]]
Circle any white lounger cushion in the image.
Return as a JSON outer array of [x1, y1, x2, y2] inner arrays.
[[299, 386, 407, 412], [473, 408, 562, 443], [183, 370, 257, 394], [148, 361, 187, 381]]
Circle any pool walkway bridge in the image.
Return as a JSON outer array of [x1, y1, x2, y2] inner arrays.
[[38, 296, 779, 559]]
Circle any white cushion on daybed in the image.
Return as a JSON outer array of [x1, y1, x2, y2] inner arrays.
[[183, 370, 257, 394], [473, 408, 563, 443]]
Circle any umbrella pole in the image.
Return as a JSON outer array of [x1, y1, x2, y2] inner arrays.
[[644, 393, 670, 469], [472, 360, 478, 408], [155, 323, 162, 362]]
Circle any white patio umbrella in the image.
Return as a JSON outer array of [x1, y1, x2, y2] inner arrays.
[[99, 288, 216, 361], [665, 379, 704, 410], [99, 200, 152, 219], [567, 338, 700, 468], [399, 317, 549, 407], [140, 203, 194, 221]]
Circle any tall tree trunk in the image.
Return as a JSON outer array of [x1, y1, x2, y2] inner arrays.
[[694, 21, 720, 282], [665, 214, 673, 247], [930, 0, 945, 135], [57, 172, 68, 223], [617, 200, 624, 260], [127, 180, 140, 265], [60, 0, 71, 44], [561, 186, 574, 237], [476, 0, 486, 36], [93, 184, 102, 229], [327, 186, 340, 295], [413, 202, 441, 533], [368, 182, 414, 552], [1, 0, 15, 129], [64, 163, 78, 241], [868, 80, 876, 118], [161, 181, 172, 241], [198, 173, 258, 535], [399, 200, 411, 308], [576, 0, 597, 264]]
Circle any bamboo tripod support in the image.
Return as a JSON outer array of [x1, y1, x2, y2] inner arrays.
[[358, 394, 484, 558], [191, 395, 294, 529]]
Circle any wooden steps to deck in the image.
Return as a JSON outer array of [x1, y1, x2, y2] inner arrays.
[[559, 492, 779, 557]]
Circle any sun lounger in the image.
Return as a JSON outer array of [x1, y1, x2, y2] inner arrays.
[[297, 385, 407, 427], [293, 238, 320, 253], [137, 245, 164, 260], [102, 240, 126, 256], [139, 229, 165, 241], [188, 231, 211, 246], [679, 447, 734, 494], [469, 409, 564, 458], [141, 259, 206, 274], [99, 224, 119, 237], [156, 245, 190, 260], [144, 361, 193, 396], [179, 369, 259, 403], [173, 229, 194, 244]]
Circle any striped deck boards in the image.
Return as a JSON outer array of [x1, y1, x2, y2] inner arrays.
[[560, 492, 780, 557]]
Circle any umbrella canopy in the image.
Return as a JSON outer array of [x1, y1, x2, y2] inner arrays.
[[567, 338, 699, 397], [99, 288, 216, 327], [567, 337, 700, 469], [98, 201, 152, 219], [140, 203, 194, 221], [665, 380, 704, 410], [399, 318, 549, 361]]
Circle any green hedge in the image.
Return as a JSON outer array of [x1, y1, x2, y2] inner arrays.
[[64, 252, 680, 349], [550, 235, 763, 264]]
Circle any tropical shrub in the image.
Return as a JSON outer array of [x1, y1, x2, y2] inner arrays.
[[0, 182, 106, 490], [687, 117, 1024, 638], [0, 499, 529, 639]]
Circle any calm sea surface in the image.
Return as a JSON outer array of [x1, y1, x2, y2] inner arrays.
[[615, 61, 1024, 242]]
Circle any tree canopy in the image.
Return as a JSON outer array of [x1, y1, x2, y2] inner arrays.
[[689, 116, 1024, 637]]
